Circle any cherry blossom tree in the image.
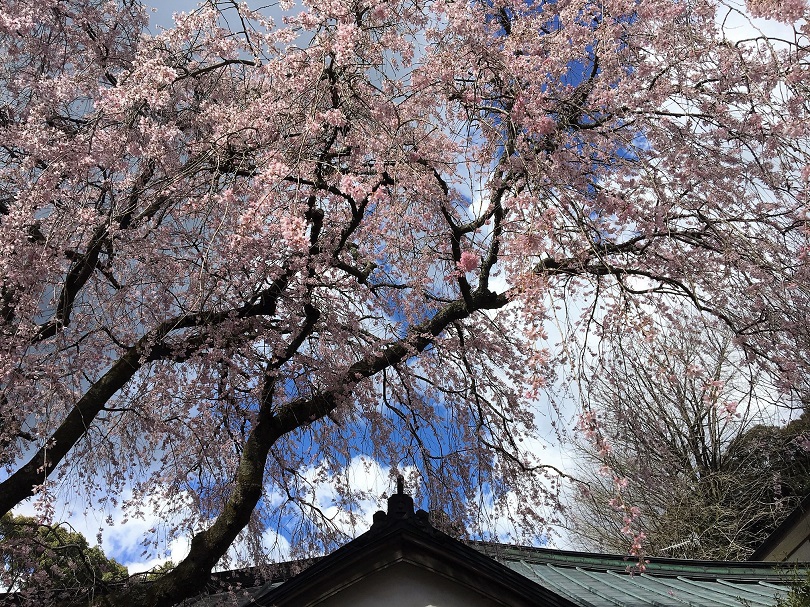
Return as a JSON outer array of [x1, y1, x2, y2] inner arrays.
[[1, 0, 810, 604]]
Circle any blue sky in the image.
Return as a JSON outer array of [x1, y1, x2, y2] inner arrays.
[[147, 0, 206, 31]]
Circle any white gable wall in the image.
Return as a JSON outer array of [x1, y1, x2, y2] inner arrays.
[[313, 561, 502, 607]]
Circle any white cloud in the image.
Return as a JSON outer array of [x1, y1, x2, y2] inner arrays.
[[299, 455, 403, 537], [717, 0, 800, 42]]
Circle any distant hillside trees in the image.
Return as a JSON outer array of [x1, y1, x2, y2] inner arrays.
[[1, 514, 127, 596], [569, 319, 810, 560]]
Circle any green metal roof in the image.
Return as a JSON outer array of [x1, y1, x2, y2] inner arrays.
[[474, 543, 806, 607]]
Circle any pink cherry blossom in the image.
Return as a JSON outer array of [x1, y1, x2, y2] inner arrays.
[[535, 116, 557, 135], [457, 251, 479, 272], [746, 0, 807, 22]]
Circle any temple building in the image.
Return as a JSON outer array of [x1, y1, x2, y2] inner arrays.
[[190, 481, 809, 607]]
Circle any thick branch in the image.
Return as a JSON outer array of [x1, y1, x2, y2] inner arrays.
[[0, 272, 294, 517], [0, 341, 144, 515]]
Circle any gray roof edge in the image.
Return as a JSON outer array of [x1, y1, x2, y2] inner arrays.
[[471, 541, 809, 580]]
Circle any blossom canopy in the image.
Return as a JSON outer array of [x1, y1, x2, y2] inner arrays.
[[0, 0, 809, 604]]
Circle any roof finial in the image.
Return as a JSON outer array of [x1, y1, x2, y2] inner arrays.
[[370, 474, 432, 530]]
